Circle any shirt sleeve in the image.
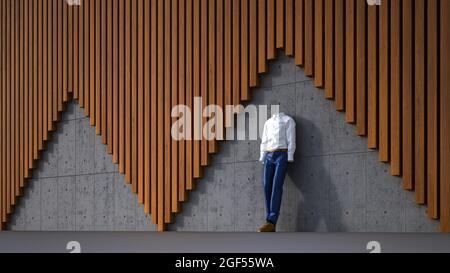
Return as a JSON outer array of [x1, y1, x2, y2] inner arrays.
[[259, 121, 268, 163], [286, 118, 296, 162]]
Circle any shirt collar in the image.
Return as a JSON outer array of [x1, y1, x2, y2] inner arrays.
[[272, 112, 285, 118]]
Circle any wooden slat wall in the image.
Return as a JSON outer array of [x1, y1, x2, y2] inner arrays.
[[0, 0, 449, 232]]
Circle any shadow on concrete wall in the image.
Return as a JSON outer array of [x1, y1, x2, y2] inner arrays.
[[288, 117, 344, 232]]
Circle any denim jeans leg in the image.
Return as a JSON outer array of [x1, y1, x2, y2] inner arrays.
[[263, 155, 276, 223], [267, 153, 288, 224]]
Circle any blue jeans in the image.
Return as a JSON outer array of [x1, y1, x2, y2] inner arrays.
[[263, 151, 288, 225]]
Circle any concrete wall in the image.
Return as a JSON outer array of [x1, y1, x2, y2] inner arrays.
[[9, 51, 439, 232]]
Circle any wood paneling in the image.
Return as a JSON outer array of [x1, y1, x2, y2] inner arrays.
[[441, 0, 450, 232], [0, 0, 449, 232]]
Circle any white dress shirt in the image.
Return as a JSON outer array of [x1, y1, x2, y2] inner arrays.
[[260, 113, 296, 163]]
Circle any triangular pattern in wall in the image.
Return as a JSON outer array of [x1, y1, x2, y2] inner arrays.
[[0, 0, 449, 232]]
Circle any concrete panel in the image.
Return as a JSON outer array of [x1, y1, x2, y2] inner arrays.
[[114, 173, 136, 231], [23, 179, 41, 231], [330, 110, 368, 154], [295, 65, 310, 83], [277, 162, 300, 232], [135, 204, 155, 231], [405, 191, 440, 232], [94, 134, 118, 173], [94, 173, 115, 231], [292, 156, 331, 232], [261, 50, 300, 87], [213, 140, 236, 164], [75, 175, 95, 231], [40, 178, 58, 231], [235, 161, 266, 232], [206, 163, 235, 231], [170, 178, 209, 231], [62, 101, 80, 121], [8, 200, 26, 231], [75, 118, 95, 175], [57, 176, 76, 231], [366, 152, 406, 232], [57, 120, 76, 176], [296, 81, 331, 157], [35, 141, 58, 178], [329, 153, 366, 232]]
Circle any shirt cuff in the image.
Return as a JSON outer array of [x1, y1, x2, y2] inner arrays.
[[259, 152, 266, 163], [288, 152, 295, 162]]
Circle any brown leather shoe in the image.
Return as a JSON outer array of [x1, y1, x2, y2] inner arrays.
[[258, 222, 276, 232]]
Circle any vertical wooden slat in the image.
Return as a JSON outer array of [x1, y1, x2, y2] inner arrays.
[[42, 0, 48, 142], [345, 0, 355, 123], [324, 0, 334, 99], [144, 0, 151, 213], [23, 0, 29, 181], [367, 4, 378, 148], [112, 0, 118, 163], [138, 0, 145, 203], [224, 0, 232, 107], [402, 0, 414, 190], [356, 0, 366, 136], [107, 0, 113, 154], [185, 0, 193, 191], [193, 0, 201, 179], [178, 0, 187, 202], [11, 0, 17, 202], [334, 0, 344, 111], [62, 0, 68, 103], [390, 0, 401, 176], [151, 0, 158, 223], [6, 0, 11, 213], [441, 0, 450, 232], [19, 0, 24, 191], [209, 0, 218, 151], [47, 0, 53, 132], [164, 0, 172, 223], [84, 0, 89, 116], [276, 0, 284, 48], [89, 0, 95, 124], [216, 0, 224, 110], [379, 0, 390, 162], [427, 0, 439, 219], [0, 0, 3, 225], [119, 0, 125, 174], [285, 0, 293, 56], [101, 0, 107, 144], [304, 0, 314, 76], [258, 0, 267, 73], [73, 3, 79, 100], [415, 0, 426, 205], [131, 0, 138, 193], [314, 0, 323, 87], [78, 0, 84, 109], [96, 0, 101, 135], [171, 0, 179, 212], [294, 0, 304, 66], [0, 0, 3, 227], [232, 0, 240, 106], [241, 0, 249, 101], [68, 3, 73, 95], [201, 0, 209, 167], [14, 0, 19, 198], [78, 0, 84, 110], [249, 0, 258, 86], [267, 0, 276, 60], [157, 0, 165, 231], [125, 0, 131, 183], [29, 0, 35, 168]]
